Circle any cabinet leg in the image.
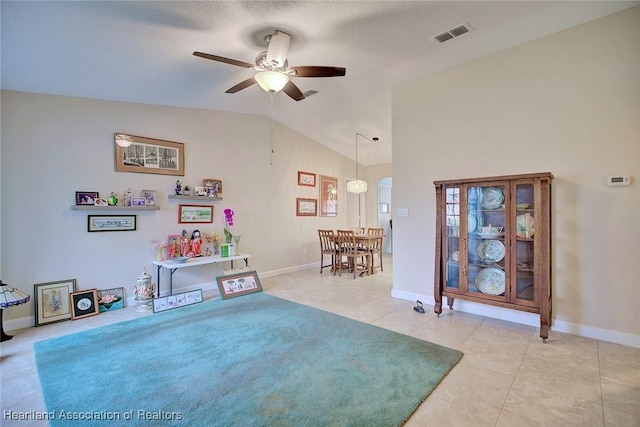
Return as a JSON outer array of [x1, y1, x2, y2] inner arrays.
[[447, 296, 454, 310]]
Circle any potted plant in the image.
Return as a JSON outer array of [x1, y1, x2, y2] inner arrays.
[[183, 185, 191, 196]]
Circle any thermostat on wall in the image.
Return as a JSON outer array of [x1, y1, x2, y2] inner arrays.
[[607, 176, 631, 187]]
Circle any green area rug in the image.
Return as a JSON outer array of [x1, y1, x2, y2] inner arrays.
[[34, 293, 462, 426]]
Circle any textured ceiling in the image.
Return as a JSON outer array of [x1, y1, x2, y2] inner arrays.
[[2, 1, 636, 165]]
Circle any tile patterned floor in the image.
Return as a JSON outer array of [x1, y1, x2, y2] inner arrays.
[[1, 255, 639, 426]]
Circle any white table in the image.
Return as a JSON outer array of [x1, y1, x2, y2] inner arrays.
[[153, 254, 252, 296]]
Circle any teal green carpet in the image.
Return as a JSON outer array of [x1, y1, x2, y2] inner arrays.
[[34, 293, 462, 426]]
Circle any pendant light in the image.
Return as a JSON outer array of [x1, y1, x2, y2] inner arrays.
[[347, 133, 378, 194]]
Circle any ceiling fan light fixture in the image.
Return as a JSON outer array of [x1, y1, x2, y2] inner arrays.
[[255, 71, 289, 93]]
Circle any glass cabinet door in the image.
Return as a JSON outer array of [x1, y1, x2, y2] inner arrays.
[[467, 184, 508, 300], [443, 186, 461, 291], [513, 181, 536, 306]]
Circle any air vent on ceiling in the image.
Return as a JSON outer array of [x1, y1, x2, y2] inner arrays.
[[434, 23, 471, 43]]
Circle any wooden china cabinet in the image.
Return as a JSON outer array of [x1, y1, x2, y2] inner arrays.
[[433, 172, 553, 341]]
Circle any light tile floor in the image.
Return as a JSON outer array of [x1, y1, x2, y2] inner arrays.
[[1, 255, 639, 426]]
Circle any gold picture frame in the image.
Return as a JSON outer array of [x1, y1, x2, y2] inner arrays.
[[114, 133, 184, 176]]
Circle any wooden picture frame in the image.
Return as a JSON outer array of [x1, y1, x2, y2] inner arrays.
[[203, 179, 223, 196], [178, 204, 213, 223], [76, 191, 99, 205], [297, 171, 316, 187], [319, 175, 338, 217], [34, 279, 77, 326], [97, 287, 125, 312], [141, 190, 156, 206], [114, 133, 184, 176], [296, 198, 317, 216], [153, 289, 203, 313], [70, 289, 100, 320], [88, 215, 137, 232], [216, 271, 263, 299]]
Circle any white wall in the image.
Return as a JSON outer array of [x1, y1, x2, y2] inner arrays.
[[392, 7, 640, 347], [1, 91, 390, 327]]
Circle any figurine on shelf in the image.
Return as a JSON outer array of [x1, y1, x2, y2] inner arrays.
[[183, 185, 191, 196], [108, 192, 118, 206], [175, 180, 182, 195], [190, 229, 202, 257], [180, 229, 191, 257]]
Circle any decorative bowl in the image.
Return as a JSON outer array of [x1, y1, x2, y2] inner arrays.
[[516, 203, 530, 209], [173, 256, 189, 263]]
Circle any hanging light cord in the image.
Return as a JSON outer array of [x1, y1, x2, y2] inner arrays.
[[270, 93, 275, 165]]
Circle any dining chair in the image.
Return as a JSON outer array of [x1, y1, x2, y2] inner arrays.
[[367, 228, 384, 273], [336, 230, 371, 278], [318, 229, 338, 274]]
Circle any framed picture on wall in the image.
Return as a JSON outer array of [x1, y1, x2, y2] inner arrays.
[[297, 171, 316, 187], [296, 198, 317, 216], [114, 133, 184, 176], [178, 204, 213, 223], [319, 175, 338, 217]]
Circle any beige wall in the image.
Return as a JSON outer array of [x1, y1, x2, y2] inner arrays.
[[392, 7, 639, 347], [0, 91, 389, 328]]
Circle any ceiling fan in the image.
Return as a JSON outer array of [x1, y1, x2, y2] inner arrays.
[[193, 30, 346, 101]]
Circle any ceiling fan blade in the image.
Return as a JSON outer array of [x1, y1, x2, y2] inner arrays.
[[282, 80, 305, 101], [225, 77, 257, 94], [289, 66, 346, 77], [193, 52, 254, 69], [266, 30, 291, 68]]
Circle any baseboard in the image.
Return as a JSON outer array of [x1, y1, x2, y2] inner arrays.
[[390, 288, 640, 348], [6, 266, 637, 349]]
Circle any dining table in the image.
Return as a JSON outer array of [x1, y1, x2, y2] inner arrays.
[[333, 232, 384, 276]]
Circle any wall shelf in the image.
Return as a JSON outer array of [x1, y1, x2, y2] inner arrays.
[[168, 195, 223, 202], [71, 205, 160, 210]]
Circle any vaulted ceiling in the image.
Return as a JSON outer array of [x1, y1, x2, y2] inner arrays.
[[2, 1, 636, 165]]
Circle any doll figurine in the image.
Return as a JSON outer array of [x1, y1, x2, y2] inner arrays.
[[190, 229, 202, 257]]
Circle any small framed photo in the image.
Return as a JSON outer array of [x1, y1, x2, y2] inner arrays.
[[94, 198, 108, 207], [296, 198, 317, 216], [88, 215, 137, 232], [216, 271, 263, 299], [34, 279, 77, 326], [130, 197, 146, 207], [194, 186, 208, 196], [97, 287, 125, 312], [178, 204, 213, 223], [76, 191, 99, 205], [203, 179, 223, 196], [141, 190, 156, 206], [167, 234, 181, 259], [153, 289, 203, 313], [70, 289, 100, 320], [298, 171, 316, 187]]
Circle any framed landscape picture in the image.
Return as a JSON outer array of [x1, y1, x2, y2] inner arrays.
[[34, 279, 77, 326], [216, 271, 263, 299], [296, 198, 317, 216], [178, 204, 213, 223], [88, 215, 137, 232], [114, 133, 184, 176]]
